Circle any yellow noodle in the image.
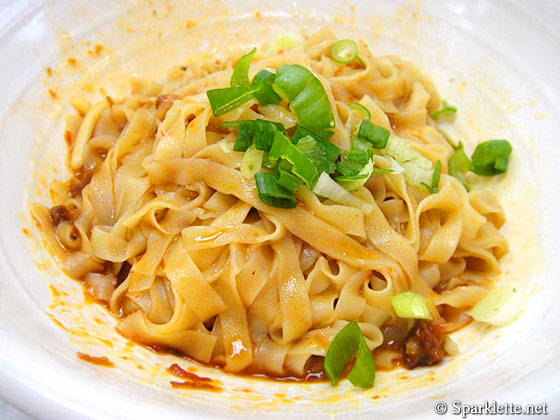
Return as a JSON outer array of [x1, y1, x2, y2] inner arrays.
[[30, 28, 509, 378]]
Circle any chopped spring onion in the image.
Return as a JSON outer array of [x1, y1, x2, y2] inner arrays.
[[347, 335, 376, 389], [313, 172, 374, 214], [240, 144, 264, 178], [384, 135, 434, 187], [251, 69, 281, 106], [277, 171, 302, 192], [334, 134, 391, 191], [421, 159, 442, 195], [273, 65, 335, 138], [261, 152, 275, 169], [296, 135, 335, 174], [272, 64, 310, 102], [357, 120, 390, 149], [267, 32, 305, 54], [352, 136, 374, 153], [282, 147, 319, 187], [390, 291, 433, 320], [207, 48, 259, 116], [336, 158, 367, 179], [337, 160, 392, 183], [268, 129, 291, 164], [217, 137, 235, 154], [371, 167, 394, 175], [336, 148, 372, 177], [466, 286, 527, 326], [207, 85, 257, 117], [448, 143, 471, 191], [293, 126, 341, 162], [431, 100, 457, 120], [348, 103, 371, 120], [324, 321, 375, 388], [330, 39, 359, 64], [254, 172, 297, 209], [222, 120, 241, 128], [336, 159, 375, 191], [269, 131, 319, 187], [231, 48, 257, 87], [255, 119, 283, 151], [275, 160, 303, 192], [233, 120, 257, 152], [402, 163, 433, 188], [469, 140, 512, 176], [388, 157, 404, 174], [231, 119, 286, 152]]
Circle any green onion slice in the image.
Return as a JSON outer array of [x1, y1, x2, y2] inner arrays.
[[275, 160, 303, 192], [207, 85, 257, 117], [261, 152, 275, 169], [233, 120, 257, 152], [240, 144, 264, 178], [336, 158, 367, 178], [336, 148, 372, 177], [390, 291, 433, 320], [352, 136, 373, 153], [251, 69, 281, 106], [349, 103, 371, 120], [384, 135, 435, 188], [231, 119, 286, 152], [254, 119, 283, 151], [324, 321, 375, 388], [217, 137, 235, 154], [347, 336, 376, 389], [293, 126, 341, 162], [334, 134, 392, 191], [421, 159, 442, 194], [336, 160, 375, 191], [268, 129, 291, 164], [313, 172, 374, 214], [330, 39, 359, 64], [222, 120, 241, 129], [273, 65, 335, 138], [431, 100, 457, 120], [357, 120, 390, 149], [469, 140, 512, 176], [296, 135, 335, 174], [466, 286, 527, 326], [207, 48, 260, 116], [269, 131, 319, 187], [371, 167, 394, 175], [231, 48, 256, 87], [267, 32, 305, 54], [276, 172, 302, 193], [448, 143, 471, 191], [254, 172, 297, 209]]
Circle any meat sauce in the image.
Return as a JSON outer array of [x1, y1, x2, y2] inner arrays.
[[402, 321, 447, 369], [48, 205, 70, 225], [376, 319, 448, 371]]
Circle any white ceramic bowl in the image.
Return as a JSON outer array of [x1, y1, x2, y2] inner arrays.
[[1, 1, 559, 418]]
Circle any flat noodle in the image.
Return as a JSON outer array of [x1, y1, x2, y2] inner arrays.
[[30, 28, 508, 378]]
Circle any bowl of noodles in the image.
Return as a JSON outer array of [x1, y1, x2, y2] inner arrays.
[[1, 0, 559, 419]]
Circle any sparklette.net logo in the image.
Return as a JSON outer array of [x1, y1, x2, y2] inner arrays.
[[434, 400, 548, 417]]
